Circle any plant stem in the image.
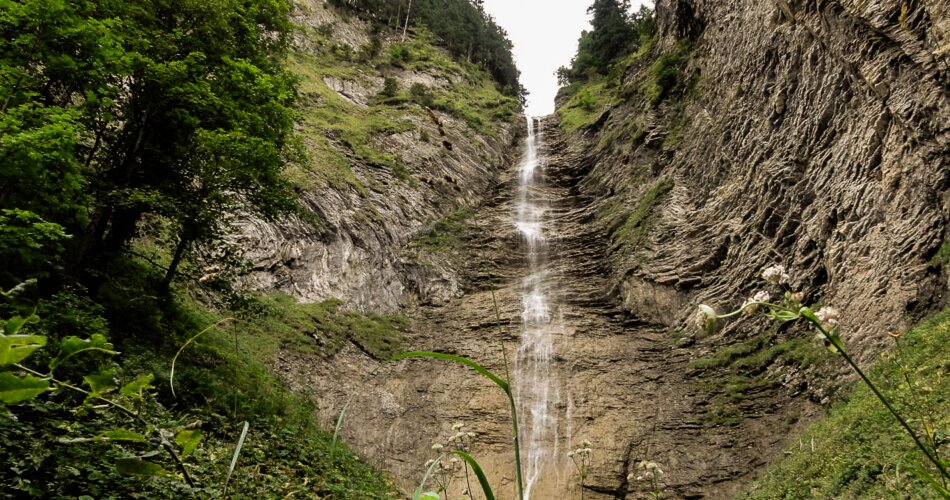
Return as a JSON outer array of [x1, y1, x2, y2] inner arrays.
[[14, 364, 197, 488], [808, 321, 950, 481], [489, 282, 524, 500]]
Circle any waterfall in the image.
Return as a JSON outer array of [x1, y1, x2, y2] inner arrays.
[[514, 116, 559, 500]]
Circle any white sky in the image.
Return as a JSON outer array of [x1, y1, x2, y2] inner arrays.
[[481, 0, 652, 116]]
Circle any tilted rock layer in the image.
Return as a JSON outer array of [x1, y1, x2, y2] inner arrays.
[[251, 0, 949, 499]]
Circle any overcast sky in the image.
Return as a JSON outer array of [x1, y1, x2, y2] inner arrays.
[[481, 0, 652, 117]]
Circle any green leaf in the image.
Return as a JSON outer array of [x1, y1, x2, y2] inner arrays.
[[0, 335, 47, 365], [0, 372, 50, 403], [413, 454, 446, 500], [224, 421, 250, 494], [772, 309, 800, 322], [116, 458, 168, 478], [451, 450, 496, 500], [3, 314, 38, 336], [175, 429, 202, 458], [419, 493, 440, 500], [119, 373, 154, 399], [83, 368, 118, 397], [49, 334, 117, 372], [390, 351, 510, 393], [102, 430, 147, 442]]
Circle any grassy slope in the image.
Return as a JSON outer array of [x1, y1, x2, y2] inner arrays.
[[287, 24, 517, 193], [741, 309, 950, 498], [0, 279, 404, 498]]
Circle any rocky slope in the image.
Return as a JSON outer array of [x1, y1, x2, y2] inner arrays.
[[235, 0, 519, 313], [247, 0, 949, 498]]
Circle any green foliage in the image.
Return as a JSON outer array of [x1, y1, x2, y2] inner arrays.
[[0, 209, 69, 285], [239, 292, 408, 361], [742, 310, 950, 498], [410, 83, 435, 107], [559, 3, 655, 83], [929, 240, 950, 267], [610, 179, 675, 254], [381, 76, 400, 98], [641, 39, 693, 105], [411, 206, 474, 252], [0, 290, 398, 497], [557, 79, 615, 133], [0, 0, 302, 289], [331, 0, 524, 99]]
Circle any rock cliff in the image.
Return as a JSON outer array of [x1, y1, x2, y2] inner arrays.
[[247, 0, 949, 498], [235, 0, 519, 313]]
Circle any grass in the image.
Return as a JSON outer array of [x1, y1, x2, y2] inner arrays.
[[0, 277, 400, 498], [238, 292, 408, 361], [557, 78, 617, 133], [929, 240, 950, 267], [285, 26, 517, 192], [640, 39, 693, 105], [609, 178, 675, 255], [410, 206, 475, 252], [740, 309, 950, 498]]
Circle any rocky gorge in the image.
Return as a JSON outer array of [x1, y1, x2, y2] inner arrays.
[[244, 0, 949, 498]]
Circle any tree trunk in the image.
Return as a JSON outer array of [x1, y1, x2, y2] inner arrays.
[[402, 0, 412, 41], [162, 232, 191, 292]]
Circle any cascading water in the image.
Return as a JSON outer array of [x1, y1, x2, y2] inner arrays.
[[514, 116, 559, 500]]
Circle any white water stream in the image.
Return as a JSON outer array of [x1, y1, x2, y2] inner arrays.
[[514, 117, 560, 500]]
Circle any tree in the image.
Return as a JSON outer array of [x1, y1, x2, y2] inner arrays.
[[0, 0, 301, 291], [560, 2, 656, 84]]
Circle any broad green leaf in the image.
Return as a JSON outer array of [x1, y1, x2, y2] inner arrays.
[[102, 430, 147, 442], [419, 493, 440, 500], [49, 334, 117, 372], [83, 368, 118, 397], [175, 429, 202, 458], [391, 351, 509, 393], [3, 314, 38, 336], [0, 335, 47, 365], [116, 458, 168, 477], [120, 373, 154, 399], [0, 372, 50, 403]]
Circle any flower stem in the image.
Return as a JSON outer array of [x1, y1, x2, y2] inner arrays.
[[806, 321, 950, 481]]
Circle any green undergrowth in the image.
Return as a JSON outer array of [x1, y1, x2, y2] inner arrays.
[[286, 26, 516, 192], [640, 38, 693, 105], [607, 178, 674, 256], [241, 292, 408, 361], [741, 309, 950, 498], [930, 240, 950, 267], [557, 78, 618, 133], [410, 206, 474, 252], [689, 328, 830, 427], [0, 257, 400, 498]]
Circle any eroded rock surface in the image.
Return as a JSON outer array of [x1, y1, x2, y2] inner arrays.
[[253, 0, 949, 498]]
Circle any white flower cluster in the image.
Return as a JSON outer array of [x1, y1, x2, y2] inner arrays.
[[742, 290, 771, 313], [815, 306, 839, 327], [424, 457, 460, 472], [762, 264, 790, 285], [627, 459, 665, 482], [447, 422, 476, 451], [568, 439, 593, 459]]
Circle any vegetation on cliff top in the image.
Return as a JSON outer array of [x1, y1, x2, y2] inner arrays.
[[330, 0, 524, 100]]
